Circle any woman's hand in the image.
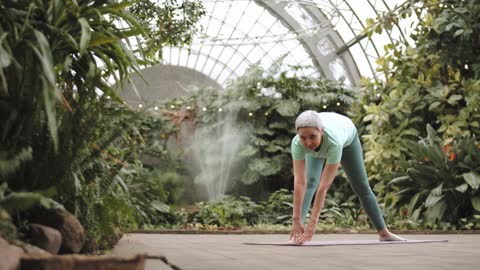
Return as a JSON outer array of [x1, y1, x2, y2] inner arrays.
[[295, 222, 316, 244], [289, 219, 304, 242]]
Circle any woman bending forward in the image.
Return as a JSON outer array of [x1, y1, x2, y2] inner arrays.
[[290, 110, 405, 244]]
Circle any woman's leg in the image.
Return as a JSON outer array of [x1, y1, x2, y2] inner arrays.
[[340, 136, 386, 231], [301, 153, 325, 223]]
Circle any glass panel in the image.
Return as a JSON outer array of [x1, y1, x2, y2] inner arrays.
[[210, 63, 224, 80], [157, 0, 415, 87], [194, 54, 207, 73], [329, 58, 346, 81]]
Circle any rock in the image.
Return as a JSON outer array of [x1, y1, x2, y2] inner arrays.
[[80, 238, 98, 254], [30, 209, 85, 254], [0, 237, 23, 270], [82, 227, 123, 253], [21, 254, 146, 270], [27, 224, 62, 254], [20, 242, 51, 256]]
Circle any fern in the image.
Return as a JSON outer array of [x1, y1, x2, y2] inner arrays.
[[0, 147, 32, 178]]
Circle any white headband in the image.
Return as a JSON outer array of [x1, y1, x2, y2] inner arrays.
[[295, 110, 323, 131]]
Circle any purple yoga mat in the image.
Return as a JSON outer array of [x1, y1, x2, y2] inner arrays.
[[243, 239, 448, 246]]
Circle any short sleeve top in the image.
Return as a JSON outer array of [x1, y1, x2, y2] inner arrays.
[[291, 112, 357, 164]]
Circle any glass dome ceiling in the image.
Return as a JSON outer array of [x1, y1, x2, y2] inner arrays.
[[160, 0, 417, 88]]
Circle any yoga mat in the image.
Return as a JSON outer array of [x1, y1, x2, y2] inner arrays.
[[243, 239, 448, 246]]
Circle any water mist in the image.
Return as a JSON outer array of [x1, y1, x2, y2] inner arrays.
[[187, 111, 250, 201]]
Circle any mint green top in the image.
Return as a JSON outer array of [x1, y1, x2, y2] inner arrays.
[[291, 112, 357, 164]]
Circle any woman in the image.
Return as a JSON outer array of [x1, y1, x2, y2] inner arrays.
[[290, 110, 405, 244]]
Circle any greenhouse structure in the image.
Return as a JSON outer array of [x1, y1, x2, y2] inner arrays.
[[0, 0, 479, 269]]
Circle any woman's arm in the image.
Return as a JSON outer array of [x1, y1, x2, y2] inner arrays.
[[290, 159, 306, 240], [308, 163, 340, 224], [292, 159, 307, 222], [296, 163, 340, 244]]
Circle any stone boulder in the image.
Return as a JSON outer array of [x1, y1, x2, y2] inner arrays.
[[0, 237, 23, 270], [29, 209, 85, 254], [21, 254, 146, 270], [27, 224, 62, 254], [20, 242, 51, 256]]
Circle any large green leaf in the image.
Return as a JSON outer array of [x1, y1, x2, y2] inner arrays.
[[472, 197, 480, 212], [431, 182, 443, 196], [447, 94, 463, 105], [424, 199, 447, 223], [0, 30, 8, 57], [463, 171, 480, 190], [238, 145, 258, 157], [275, 99, 300, 117], [255, 126, 274, 136], [247, 156, 284, 177], [89, 32, 118, 47], [426, 124, 438, 140], [425, 193, 444, 208], [388, 175, 410, 186], [407, 192, 421, 216], [403, 140, 423, 158], [252, 137, 268, 147], [42, 82, 59, 152], [272, 138, 291, 146], [97, 7, 146, 37], [265, 145, 284, 153], [425, 182, 444, 207], [411, 207, 422, 222], [151, 200, 170, 213], [31, 31, 56, 88], [455, 183, 469, 193], [78, 17, 91, 56], [240, 169, 259, 185]]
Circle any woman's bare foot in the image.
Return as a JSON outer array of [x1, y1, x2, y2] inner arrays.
[[378, 228, 407, 241]]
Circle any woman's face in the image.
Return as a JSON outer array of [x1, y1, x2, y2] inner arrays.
[[298, 127, 323, 151]]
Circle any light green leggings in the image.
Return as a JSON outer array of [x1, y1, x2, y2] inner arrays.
[[301, 135, 386, 230]]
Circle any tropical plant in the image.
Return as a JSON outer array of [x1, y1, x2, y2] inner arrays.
[[61, 101, 196, 246], [0, 182, 64, 242], [258, 181, 361, 227], [388, 125, 480, 226], [192, 196, 263, 228], [321, 188, 364, 227], [123, 165, 185, 225], [0, 0, 205, 249], [262, 189, 293, 225], [186, 181, 361, 229], [127, 0, 205, 61], [350, 0, 480, 197], [0, 0, 144, 162]]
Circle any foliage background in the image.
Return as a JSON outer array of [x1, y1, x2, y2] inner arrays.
[[155, 61, 356, 201], [1, 0, 480, 253], [0, 0, 204, 250], [349, 0, 480, 228]]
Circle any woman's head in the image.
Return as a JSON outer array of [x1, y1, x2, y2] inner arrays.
[[295, 110, 324, 150], [295, 110, 324, 131]]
